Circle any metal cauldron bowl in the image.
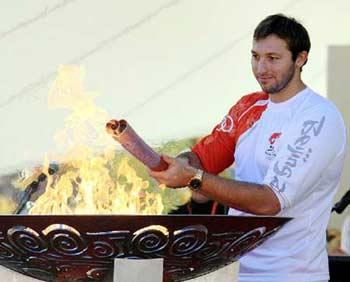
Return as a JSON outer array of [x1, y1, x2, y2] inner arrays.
[[0, 214, 290, 281]]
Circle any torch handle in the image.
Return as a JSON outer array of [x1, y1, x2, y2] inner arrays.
[[152, 156, 169, 171]]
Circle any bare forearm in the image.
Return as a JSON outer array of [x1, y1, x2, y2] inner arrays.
[[200, 172, 281, 215]]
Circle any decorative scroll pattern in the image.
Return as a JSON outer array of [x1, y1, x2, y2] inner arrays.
[[8, 226, 48, 254], [44, 224, 88, 256], [0, 217, 288, 282], [131, 225, 169, 255]]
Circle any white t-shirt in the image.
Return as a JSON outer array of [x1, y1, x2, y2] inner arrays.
[[228, 87, 347, 282]]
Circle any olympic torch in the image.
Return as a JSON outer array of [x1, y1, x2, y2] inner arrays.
[[106, 119, 168, 171]]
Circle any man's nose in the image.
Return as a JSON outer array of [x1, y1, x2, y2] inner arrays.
[[256, 58, 268, 74]]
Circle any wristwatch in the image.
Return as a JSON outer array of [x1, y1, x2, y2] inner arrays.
[[188, 169, 204, 190]]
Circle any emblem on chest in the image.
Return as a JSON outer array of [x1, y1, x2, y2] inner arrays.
[[265, 132, 282, 160]]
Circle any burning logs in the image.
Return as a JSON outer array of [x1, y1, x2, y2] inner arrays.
[[106, 119, 168, 171]]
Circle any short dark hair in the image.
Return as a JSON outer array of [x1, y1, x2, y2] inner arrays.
[[254, 14, 311, 66]]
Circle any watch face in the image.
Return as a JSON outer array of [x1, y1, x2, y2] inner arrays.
[[190, 178, 201, 190]]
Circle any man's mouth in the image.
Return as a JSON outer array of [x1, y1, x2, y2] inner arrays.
[[258, 76, 273, 84]]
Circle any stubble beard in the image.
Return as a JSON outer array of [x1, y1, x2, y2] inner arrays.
[[259, 64, 296, 94]]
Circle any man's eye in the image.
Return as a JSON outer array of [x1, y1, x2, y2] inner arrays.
[[269, 56, 279, 60]]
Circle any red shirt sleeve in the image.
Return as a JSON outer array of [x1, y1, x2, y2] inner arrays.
[[191, 91, 268, 174], [192, 108, 237, 174]]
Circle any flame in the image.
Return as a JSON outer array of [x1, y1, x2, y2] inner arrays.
[[24, 65, 190, 215], [0, 195, 16, 214]]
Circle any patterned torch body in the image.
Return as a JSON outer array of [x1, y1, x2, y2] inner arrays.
[[106, 119, 168, 171]]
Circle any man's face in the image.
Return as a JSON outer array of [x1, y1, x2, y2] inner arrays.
[[251, 34, 297, 94]]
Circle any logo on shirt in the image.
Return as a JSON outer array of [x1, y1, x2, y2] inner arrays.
[[265, 132, 282, 160], [217, 115, 234, 133], [269, 116, 326, 194]]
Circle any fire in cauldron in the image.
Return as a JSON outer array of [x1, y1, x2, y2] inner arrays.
[[12, 65, 191, 216]]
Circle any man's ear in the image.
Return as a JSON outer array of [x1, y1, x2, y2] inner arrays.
[[296, 51, 308, 69]]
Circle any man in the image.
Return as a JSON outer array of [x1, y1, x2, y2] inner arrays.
[[149, 14, 346, 282]]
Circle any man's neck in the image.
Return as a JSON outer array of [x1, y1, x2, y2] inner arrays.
[[269, 79, 306, 103]]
